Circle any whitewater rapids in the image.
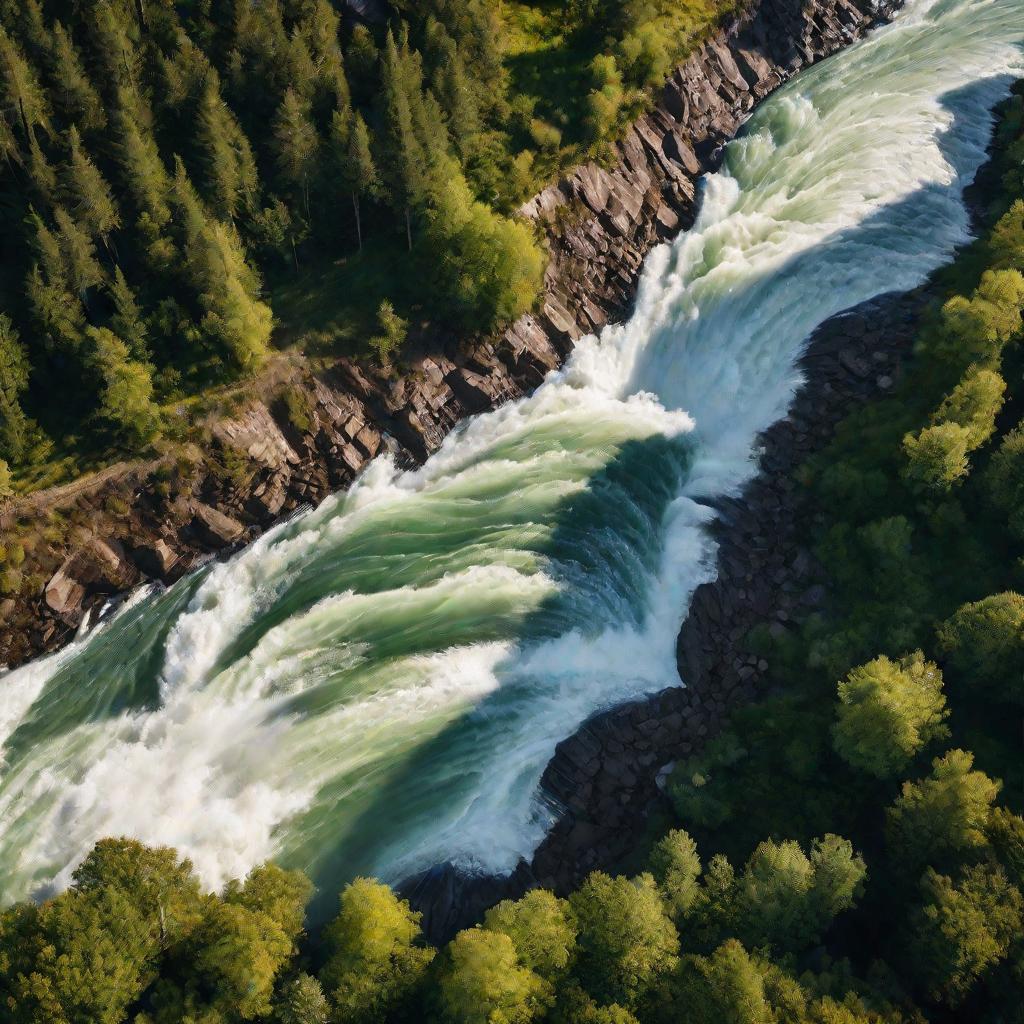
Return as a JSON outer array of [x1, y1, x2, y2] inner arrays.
[[1, 0, 1023, 916]]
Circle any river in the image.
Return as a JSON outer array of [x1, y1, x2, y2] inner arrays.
[[1, 0, 1022, 917]]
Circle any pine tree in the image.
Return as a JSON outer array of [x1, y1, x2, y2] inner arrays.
[[195, 69, 259, 222], [26, 210, 86, 349], [53, 206, 104, 299], [0, 23, 49, 142], [109, 266, 150, 362], [87, 326, 160, 443], [64, 125, 121, 246], [114, 95, 173, 244], [380, 30, 428, 250], [0, 313, 30, 463], [298, 0, 349, 118], [332, 110, 378, 252], [49, 22, 107, 133], [272, 87, 318, 220], [170, 159, 273, 372], [27, 133, 57, 204]]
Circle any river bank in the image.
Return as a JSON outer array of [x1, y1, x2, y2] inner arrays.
[[0, 0, 901, 670]]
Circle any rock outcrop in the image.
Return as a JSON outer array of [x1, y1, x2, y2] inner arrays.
[[0, 0, 901, 670]]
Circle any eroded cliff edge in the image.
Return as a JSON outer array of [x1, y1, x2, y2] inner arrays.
[[0, 0, 899, 666]]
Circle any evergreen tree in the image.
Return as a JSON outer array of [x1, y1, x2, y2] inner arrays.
[[321, 877, 434, 1024], [88, 327, 161, 443], [0, 23, 49, 142], [649, 829, 703, 920], [48, 22, 106, 133], [0, 313, 30, 463], [886, 750, 1000, 873], [275, 973, 331, 1024], [380, 30, 430, 250], [53, 205, 104, 299], [333, 109, 378, 251], [63, 125, 121, 246], [272, 86, 318, 220], [109, 266, 151, 362], [195, 68, 259, 222], [833, 652, 950, 778]]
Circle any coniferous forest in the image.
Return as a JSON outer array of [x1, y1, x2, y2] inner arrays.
[[0, 0, 736, 493]]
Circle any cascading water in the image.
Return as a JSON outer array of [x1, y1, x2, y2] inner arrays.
[[2, 0, 1023, 916]]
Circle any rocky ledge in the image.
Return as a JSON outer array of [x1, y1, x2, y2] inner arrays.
[[0, 0, 900, 669]]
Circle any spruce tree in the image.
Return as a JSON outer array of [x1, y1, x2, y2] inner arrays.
[[0, 313, 30, 463], [48, 22, 107, 133], [64, 125, 121, 246], [272, 87, 318, 220], [380, 30, 428, 250], [0, 23, 49, 142], [195, 69, 259, 222], [53, 206, 104, 299], [333, 109, 378, 252], [109, 266, 150, 362]]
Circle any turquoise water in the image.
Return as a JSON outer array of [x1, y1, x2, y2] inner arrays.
[[2, 0, 1023, 915]]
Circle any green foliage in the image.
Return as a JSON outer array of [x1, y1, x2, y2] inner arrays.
[[321, 877, 434, 1024], [833, 651, 949, 778], [649, 829, 702, 919], [910, 864, 1023, 1005], [369, 300, 409, 368], [0, 313, 30, 463], [674, 940, 773, 1024], [439, 927, 550, 1024], [569, 872, 679, 1008], [985, 426, 1024, 539], [87, 327, 161, 444], [936, 592, 1024, 705], [483, 889, 577, 981], [902, 421, 972, 491], [886, 750, 1000, 873], [274, 973, 330, 1024]]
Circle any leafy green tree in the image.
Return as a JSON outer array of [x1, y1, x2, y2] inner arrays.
[[320, 877, 434, 1024], [675, 940, 772, 1024], [886, 750, 1000, 872], [438, 927, 550, 1024], [70, 837, 205, 949], [833, 651, 950, 778], [0, 888, 158, 1024], [936, 593, 1024, 706], [930, 366, 1006, 447], [484, 889, 577, 981], [986, 427, 1024, 540], [902, 422, 972, 492], [569, 872, 679, 1008], [586, 54, 624, 141], [274, 972, 330, 1024], [0, 313, 31, 463], [223, 862, 312, 950], [733, 836, 866, 954], [989, 198, 1024, 271], [649, 829, 702, 920], [909, 865, 1023, 1006]]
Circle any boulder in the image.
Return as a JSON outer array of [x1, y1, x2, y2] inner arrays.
[[132, 538, 180, 578], [190, 502, 245, 548], [45, 566, 85, 618]]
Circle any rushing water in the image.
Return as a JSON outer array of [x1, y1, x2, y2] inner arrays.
[[2, 0, 1023, 916]]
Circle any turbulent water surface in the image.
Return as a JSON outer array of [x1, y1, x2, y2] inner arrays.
[[2, 0, 1024, 915]]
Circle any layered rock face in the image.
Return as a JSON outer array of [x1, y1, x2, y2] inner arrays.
[[0, 0, 900, 668]]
